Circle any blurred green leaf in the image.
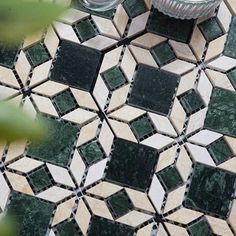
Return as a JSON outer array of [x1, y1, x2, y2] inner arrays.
[[0, 215, 17, 236], [0, 0, 65, 44], [0, 102, 45, 142]]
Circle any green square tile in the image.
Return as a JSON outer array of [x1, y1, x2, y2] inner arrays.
[[207, 138, 232, 164], [28, 167, 52, 192], [27, 43, 50, 66], [198, 17, 223, 41], [107, 191, 133, 218], [204, 88, 236, 137], [188, 218, 212, 236], [185, 163, 236, 218], [151, 42, 176, 66], [106, 138, 157, 191], [224, 17, 236, 59], [80, 141, 103, 164], [227, 68, 236, 89], [7, 192, 54, 236], [158, 166, 183, 191], [53, 90, 77, 114], [103, 67, 126, 91], [75, 19, 97, 42], [180, 90, 205, 114], [148, 9, 194, 43], [128, 64, 179, 115], [56, 221, 82, 236], [131, 116, 154, 140], [123, 0, 147, 18], [28, 116, 79, 167], [0, 44, 19, 68]]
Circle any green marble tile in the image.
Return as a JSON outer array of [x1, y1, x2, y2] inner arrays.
[[224, 17, 236, 59], [207, 138, 232, 164], [123, 0, 147, 18], [53, 90, 77, 114], [204, 88, 236, 137], [28, 116, 79, 167], [185, 163, 236, 218], [151, 42, 176, 66], [56, 221, 82, 236], [106, 138, 157, 191], [50, 40, 102, 91], [107, 191, 133, 218], [103, 67, 126, 91], [128, 64, 179, 115], [80, 141, 103, 164], [27, 43, 50, 66], [7, 192, 54, 236], [158, 166, 183, 191], [227, 68, 236, 89], [75, 19, 97, 42], [198, 17, 223, 41], [28, 167, 52, 192], [180, 90, 205, 114], [188, 218, 212, 236], [0, 44, 19, 68], [148, 9, 194, 43], [131, 116, 154, 140], [88, 216, 134, 236]]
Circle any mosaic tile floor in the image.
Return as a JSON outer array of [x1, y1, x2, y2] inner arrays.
[[0, 0, 236, 235]]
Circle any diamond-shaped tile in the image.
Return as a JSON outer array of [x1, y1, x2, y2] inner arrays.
[[123, 0, 147, 18], [0, 44, 19, 68], [188, 218, 213, 236], [224, 17, 236, 59], [56, 220, 82, 236]]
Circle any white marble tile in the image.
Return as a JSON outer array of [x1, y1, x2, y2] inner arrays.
[[83, 35, 117, 50], [0, 66, 20, 89], [113, 5, 129, 35], [218, 157, 236, 173], [229, 200, 236, 233], [60, 8, 88, 24], [137, 223, 154, 236], [0, 85, 18, 100], [0, 173, 10, 211], [164, 223, 189, 236], [207, 56, 236, 72], [217, 2, 232, 32], [44, 26, 60, 58], [225, 136, 236, 155]]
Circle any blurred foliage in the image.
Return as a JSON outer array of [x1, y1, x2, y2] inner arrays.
[[0, 215, 17, 236]]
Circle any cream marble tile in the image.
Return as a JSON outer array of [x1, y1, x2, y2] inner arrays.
[[22, 97, 37, 119], [60, 8, 88, 24], [164, 223, 189, 236], [75, 199, 91, 235], [87, 181, 122, 198], [156, 146, 177, 172], [99, 121, 114, 156], [164, 185, 186, 213], [7, 157, 43, 173], [107, 84, 130, 112], [52, 197, 75, 226], [113, 5, 129, 35], [5, 171, 34, 195], [157, 224, 168, 236], [129, 45, 158, 68], [205, 68, 234, 91], [148, 175, 165, 213], [207, 56, 236, 72], [92, 15, 120, 39], [84, 158, 108, 187], [77, 119, 99, 146], [137, 223, 154, 236], [169, 40, 197, 63], [128, 12, 150, 37], [0, 86, 18, 100], [185, 142, 215, 166], [141, 133, 174, 150], [8, 95, 23, 107], [70, 150, 85, 186], [0, 173, 10, 211], [62, 108, 97, 125], [218, 157, 236, 173], [53, 21, 80, 43], [225, 136, 236, 155], [32, 80, 68, 96], [225, 0, 236, 14], [49, 230, 55, 236], [218, 2, 233, 32], [23, 30, 44, 48], [83, 35, 117, 50], [176, 147, 192, 181], [31, 94, 58, 117], [162, 60, 195, 75], [190, 26, 206, 60], [0, 142, 5, 159], [131, 33, 166, 49], [70, 88, 98, 111], [144, 0, 152, 9], [47, 163, 75, 188], [37, 186, 72, 203], [120, 47, 136, 82], [109, 105, 145, 122], [85, 196, 113, 220], [165, 208, 203, 224], [0, 67, 20, 88], [44, 26, 60, 58], [206, 216, 234, 236], [125, 188, 155, 213], [229, 200, 236, 232]]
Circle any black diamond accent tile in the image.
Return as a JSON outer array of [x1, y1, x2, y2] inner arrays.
[[56, 220, 82, 236], [123, 0, 148, 18], [0, 44, 19, 68], [188, 218, 213, 236], [185, 163, 236, 218], [7, 192, 54, 236], [106, 138, 157, 191], [148, 9, 195, 43], [50, 40, 102, 91], [27, 116, 79, 167], [204, 88, 236, 137], [128, 64, 179, 116], [224, 17, 236, 59]]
